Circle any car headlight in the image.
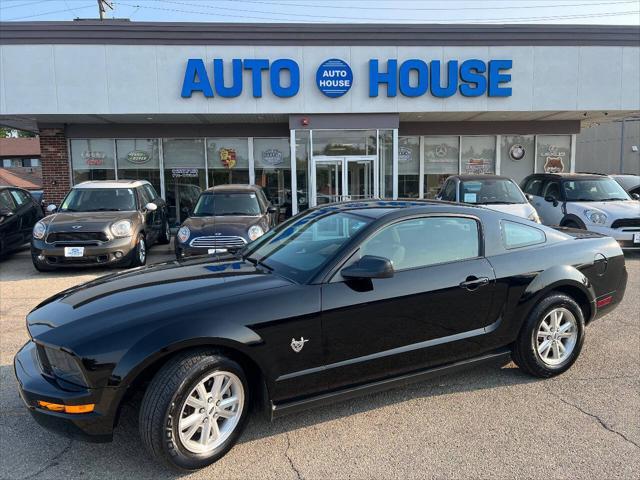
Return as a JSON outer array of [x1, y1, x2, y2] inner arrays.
[[248, 225, 264, 241], [584, 209, 607, 225], [33, 221, 46, 239], [39, 345, 88, 387], [527, 211, 541, 223], [177, 226, 190, 243], [110, 219, 133, 238]]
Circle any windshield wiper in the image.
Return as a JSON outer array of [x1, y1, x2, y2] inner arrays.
[[598, 198, 627, 202], [217, 212, 254, 216], [477, 201, 517, 205], [245, 256, 273, 272], [94, 208, 122, 211]]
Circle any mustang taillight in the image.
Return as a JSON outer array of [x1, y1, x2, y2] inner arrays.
[[596, 296, 613, 308]]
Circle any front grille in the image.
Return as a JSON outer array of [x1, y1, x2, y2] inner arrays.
[[611, 218, 640, 229], [189, 235, 247, 249], [46, 232, 109, 244]]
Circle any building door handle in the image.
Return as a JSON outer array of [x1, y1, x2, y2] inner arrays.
[[459, 276, 490, 291]]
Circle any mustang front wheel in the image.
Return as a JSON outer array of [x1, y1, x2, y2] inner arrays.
[[512, 292, 585, 378], [139, 350, 249, 470]]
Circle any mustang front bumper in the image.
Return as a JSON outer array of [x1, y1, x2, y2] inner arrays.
[[31, 236, 137, 268], [14, 341, 118, 442]]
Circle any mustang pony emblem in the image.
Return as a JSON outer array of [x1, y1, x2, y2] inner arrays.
[[290, 337, 309, 353]]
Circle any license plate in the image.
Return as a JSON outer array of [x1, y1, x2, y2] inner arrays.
[[634, 233, 640, 244], [64, 246, 84, 257], [208, 248, 227, 254]]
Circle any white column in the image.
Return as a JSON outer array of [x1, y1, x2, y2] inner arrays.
[[570, 134, 577, 173], [203, 138, 209, 189], [495, 135, 501, 175], [392, 128, 399, 199], [159, 138, 165, 198], [418, 136, 425, 198], [289, 130, 298, 215], [248, 137, 255, 185]]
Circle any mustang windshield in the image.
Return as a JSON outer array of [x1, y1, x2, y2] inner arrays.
[[193, 193, 261, 216], [60, 188, 136, 212], [460, 179, 526, 204], [563, 178, 630, 202], [245, 210, 372, 283]]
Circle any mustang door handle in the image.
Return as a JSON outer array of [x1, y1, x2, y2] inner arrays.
[[459, 276, 490, 290]]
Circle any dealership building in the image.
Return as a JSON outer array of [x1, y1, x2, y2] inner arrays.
[[0, 21, 638, 225]]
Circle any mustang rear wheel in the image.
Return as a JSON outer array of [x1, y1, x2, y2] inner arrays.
[[512, 292, 585, 378], [139, 350, 249, 470]]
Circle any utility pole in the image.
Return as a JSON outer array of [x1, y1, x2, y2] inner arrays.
[[97, 0, 113, 20]]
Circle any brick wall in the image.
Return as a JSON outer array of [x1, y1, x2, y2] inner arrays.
[[39, 128, 70, 206]]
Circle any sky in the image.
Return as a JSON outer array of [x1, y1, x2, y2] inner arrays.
[[0, 0, 639, 24]]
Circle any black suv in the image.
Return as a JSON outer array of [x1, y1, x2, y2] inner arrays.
[[0, 186, 44, 257], [31, 180, 170, 271]]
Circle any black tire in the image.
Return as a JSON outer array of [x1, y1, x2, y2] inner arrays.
[[563, 221, 582, 229], [129, 233, 147, 267], [139, 350, 250, 471], [158, 216, 171, 245], [512, 292, 585, 378]]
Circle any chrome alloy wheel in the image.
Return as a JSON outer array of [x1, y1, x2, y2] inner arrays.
[[138, 238, 146, 264], [177, 371, 244, 454], [536, 307, 578, 366]]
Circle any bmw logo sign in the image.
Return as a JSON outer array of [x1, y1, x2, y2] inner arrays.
[[316, 59, 353, 98]]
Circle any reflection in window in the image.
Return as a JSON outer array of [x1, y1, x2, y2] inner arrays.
[[502, 221, 546, 249], [116, 139, 161, 194], [423, 136, 459, 199], [295, 130, 310, 215], [461, 136, 496, 175], [500, 135, 535, 184], [254, 138, 291, 219], [70, 139, 116, 184], [398, 136, 420, 198], [312, 130, 377, 156], [379, 130, 393, 198]]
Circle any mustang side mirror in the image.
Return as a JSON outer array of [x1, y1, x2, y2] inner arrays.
[[341, 255, 394, 280], [267, 205, 278, 214], [145, 202, 158, 212], [46, 204, 57, 213], [544, 195, 558, 207]]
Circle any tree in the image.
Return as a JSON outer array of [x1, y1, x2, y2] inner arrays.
[[0, 128, 36, 138]]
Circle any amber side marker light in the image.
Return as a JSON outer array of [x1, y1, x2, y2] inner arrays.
[[38, 401, 95, 414]]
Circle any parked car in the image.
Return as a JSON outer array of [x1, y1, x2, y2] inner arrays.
[[521, 173, 640, 250], [436, 174, 540, 222], [610, 174, 640, 197], [0, 186, 43, 257], [175, 184, 277, 258], [15, 200, 627, 470], [31, 180, 171, 271]]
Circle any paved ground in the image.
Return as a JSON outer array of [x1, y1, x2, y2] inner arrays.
[[0, 245, 638, 479]]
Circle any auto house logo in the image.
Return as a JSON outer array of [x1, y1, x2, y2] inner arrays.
[[316, 58, 353, 98]]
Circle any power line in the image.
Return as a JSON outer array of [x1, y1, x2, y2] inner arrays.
[[5, 4, 96, 21], [0, 0, 47, 10], [208, 0, 639, 12]]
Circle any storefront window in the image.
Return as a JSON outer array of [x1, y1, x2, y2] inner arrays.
[[398, 136, 420, 198], [423, 136, 459, 198], [461, 136, 496, 175], [254, 137, 291, 219], [313, 129, 377, 156], [536, 135, 571, 173], [70, 139, 115, 184], [500, 135, 535, 184], [116, 139, 160, 194], [296, 130, 310, 215], [207, 138, 250, 187], [378, 130, 394, 198], [162, 138, 205, 227]]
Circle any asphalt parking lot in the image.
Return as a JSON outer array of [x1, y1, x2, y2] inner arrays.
[[0, 245, 638, 479]]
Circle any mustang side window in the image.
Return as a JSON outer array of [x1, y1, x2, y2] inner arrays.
[[360, 216, 480, 270], [501, 220, 546, 249]]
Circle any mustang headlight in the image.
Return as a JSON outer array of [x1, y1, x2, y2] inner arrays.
[[527, 211, 541, 224], [39, 345, 88, 387], [248, 225, 264, 241], [584, 209, 607, 225], [33, 221, 47, 239], [110, 219, 133, 238], [177, 226, 190, 243]]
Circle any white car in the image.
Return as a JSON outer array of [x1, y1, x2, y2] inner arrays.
[[437, 175, 540, 222], [521, 173, 640, 250]]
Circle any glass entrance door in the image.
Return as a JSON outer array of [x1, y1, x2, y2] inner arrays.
[[312, 156, 375, 206]]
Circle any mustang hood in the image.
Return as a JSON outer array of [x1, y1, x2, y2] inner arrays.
[[27, 257, 292, 344]]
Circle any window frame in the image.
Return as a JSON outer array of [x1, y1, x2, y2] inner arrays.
[[327, 212, 485, 282], [9, 189, 28, 207], [500, 219, 547, 250], [0, 189, 17, 212]]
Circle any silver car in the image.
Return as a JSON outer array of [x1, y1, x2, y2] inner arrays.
[[437, 175, 540, 222], [521, 173, 640, 250]]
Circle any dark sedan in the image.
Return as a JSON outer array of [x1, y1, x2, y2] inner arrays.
[[175, 184, 277, 259], [31, 180, 170, 271], [0, 186, 43, 257], [15, 200, 627, 470], [611, 174, 640, 198]]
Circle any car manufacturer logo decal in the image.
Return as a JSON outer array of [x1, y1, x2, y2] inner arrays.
[[290, 337, 309, 353], [71, 225, 83, 230]]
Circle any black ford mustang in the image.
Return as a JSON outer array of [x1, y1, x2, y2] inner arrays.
[[14, 200, 627, 470]]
